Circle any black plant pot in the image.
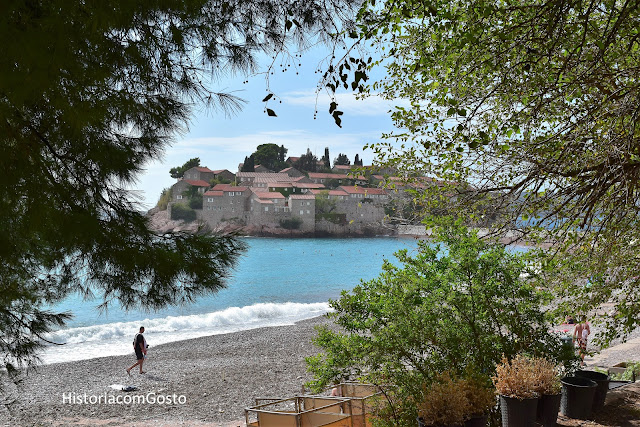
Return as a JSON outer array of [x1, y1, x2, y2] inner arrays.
[[575, 370, 610, 411], [499, 395, 538, 427], [536, 393, 561, 427], [560, 376, 597, 419], [464, 413, 488, 427]]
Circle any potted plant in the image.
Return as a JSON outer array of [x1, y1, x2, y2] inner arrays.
[[417, 373, 470, 427], [531, 357, 562, 427], [493, 355, 540, 427], [460, 375, 495, 427]]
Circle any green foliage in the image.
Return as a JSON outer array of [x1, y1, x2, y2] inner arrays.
[[326, 178, 342, 189], [315, 191, 337, 214], [307, 223, 564, 425], [350, 0, 640, 346], [252, 143, 288, 171], [293, 148, 319, 172], [241, 155, 255, 172], [333, 153, 350, 166], [189, 193, 203, 210], [156, 188, 172, 211], [279, 217, 303, 230], [0, 0, 357, 374], [171, 203, 197, 222], [322, 147, 331, 169], [169, 158, 200, 179]]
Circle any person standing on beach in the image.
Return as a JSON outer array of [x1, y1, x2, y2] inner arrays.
[[573, 316, 590, 366], [127, 326, 147, 375]]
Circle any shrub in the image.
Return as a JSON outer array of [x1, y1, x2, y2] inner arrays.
[[189, 194, 203, 210], [171, 203, 196, 222], [307, 222, 562, 425], [156, 188, 171, 211], [280, 217, 302, 230]]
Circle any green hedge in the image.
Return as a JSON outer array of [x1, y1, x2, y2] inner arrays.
[[171, 203, 196, 222]]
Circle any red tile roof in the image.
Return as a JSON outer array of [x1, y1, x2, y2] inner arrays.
[[204, 190, 224, 197], [251, 189, 285, 199], [212, 184, 248, 192], [310, 189, 348, 196], [195, 167, 214, 173], [289, 194, 316, 200], [308, 172, 343, 180], [184, 179, 210, 187], [292, 182, 325, 189], [338, 186, 387, 195]]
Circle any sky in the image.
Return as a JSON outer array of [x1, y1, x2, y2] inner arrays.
[[132, 46, 401, 209]]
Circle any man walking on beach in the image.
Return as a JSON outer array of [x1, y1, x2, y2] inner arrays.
[[127, 326, 147, 375]]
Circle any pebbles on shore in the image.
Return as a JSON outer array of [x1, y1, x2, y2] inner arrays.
[[1, 316, 334, 426]]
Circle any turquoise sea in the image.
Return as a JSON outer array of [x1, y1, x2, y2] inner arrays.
[[42, 237, 422, 364]]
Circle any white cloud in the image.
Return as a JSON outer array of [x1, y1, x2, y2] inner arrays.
[[282, 90, 410, 116]]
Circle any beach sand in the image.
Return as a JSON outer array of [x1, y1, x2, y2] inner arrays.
[[1, 316, 335, 427]]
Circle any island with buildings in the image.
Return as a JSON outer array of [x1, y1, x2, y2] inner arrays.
[[149, 154, 438, 237]]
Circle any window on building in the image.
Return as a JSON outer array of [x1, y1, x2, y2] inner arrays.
[[306, 201, 310, 206], [176, 195, 183, 200], [265, 207, 269, 212], [207, 198, 214, 202], [306, 210, 310, 214]]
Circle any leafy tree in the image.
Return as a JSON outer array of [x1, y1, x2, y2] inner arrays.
[[333, 153, 350, 166], [315, 191, 337, 214], [169, 157, 201, 179], [0, 0, 358, 377], [322, 147, 331, 169], [294, 148, 319, 172], [278, 145, 287, 163], [349, 0, 640, 346], [251, 143, 289, 171], [306, 223, 568, 425], [241, 155, 255, 172]]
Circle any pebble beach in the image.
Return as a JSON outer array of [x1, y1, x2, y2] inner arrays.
[[2, 314, 640, 427], [1, 316, 334, 427]]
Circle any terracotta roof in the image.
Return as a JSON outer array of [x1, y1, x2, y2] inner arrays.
[[266, 182, 293, 188], [194, 167, 214, 173], [333, 165, 352, 171], [204, 190, 224, 197], [211, 184, 248, 192], [253, 175, 298, 183], [308, 172, 343, 180], [292, 182, 325, 189], [338, 186, 387, 195], [183, 179, 210, 187], [251, 189, 285, 199], [212, 169, 233, 174], [310, 189, 348, 196], [237, 172, 292, 180], [289, 194, 316, 200]]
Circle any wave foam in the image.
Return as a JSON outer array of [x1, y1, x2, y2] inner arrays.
[[41, 302, 331, 365]]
